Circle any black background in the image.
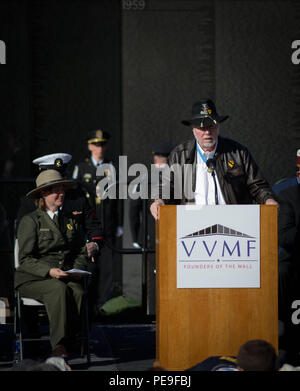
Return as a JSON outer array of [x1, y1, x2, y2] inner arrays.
[[0, 0, 300, 242]]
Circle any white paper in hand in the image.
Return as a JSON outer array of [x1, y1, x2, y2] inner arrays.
[[65, 269, 92, 275]]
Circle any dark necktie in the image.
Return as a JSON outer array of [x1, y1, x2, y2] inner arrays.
[[53, 213, 60, 229]]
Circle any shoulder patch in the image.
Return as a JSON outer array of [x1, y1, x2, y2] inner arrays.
[[72, 165, 78, 179]]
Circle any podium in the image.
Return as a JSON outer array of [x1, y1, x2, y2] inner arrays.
[[155, 205, 278, 371]]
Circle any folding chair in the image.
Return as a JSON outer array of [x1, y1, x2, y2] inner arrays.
[[14, 239, 91, 364]]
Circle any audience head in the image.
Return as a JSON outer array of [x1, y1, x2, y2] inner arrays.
[[11, 358, 61, 371], [237, 339, 278, 371], [11, 357, 71, 371]]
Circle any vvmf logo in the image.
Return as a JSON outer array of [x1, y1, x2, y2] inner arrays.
[[176, 205, 261, 288], [180, 223, 257, 261], [0, 40, 6, 64]]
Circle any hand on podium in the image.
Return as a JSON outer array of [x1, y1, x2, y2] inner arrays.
[[265, 198, 278, 206], [150, 199, 165, 220]]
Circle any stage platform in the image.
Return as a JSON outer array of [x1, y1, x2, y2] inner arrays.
[[0, 321, 156, 371]]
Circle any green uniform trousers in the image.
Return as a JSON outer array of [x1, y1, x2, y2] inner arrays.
[[18, 278, 84, 349]]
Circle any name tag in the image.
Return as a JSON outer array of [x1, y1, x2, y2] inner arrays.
[[40, 228, 50, 232]]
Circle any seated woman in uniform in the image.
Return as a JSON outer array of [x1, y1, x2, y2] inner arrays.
[[15, 169, 88, 358]]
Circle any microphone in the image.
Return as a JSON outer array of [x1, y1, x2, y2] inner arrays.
[[206, 158, 216, 174], [206, 158, 218, 205]]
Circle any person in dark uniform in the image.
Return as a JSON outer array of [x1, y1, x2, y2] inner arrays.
[[72, 130, 123, 314], [16, 153, 104, 320], [277, 149, 300, 364], [129, 141, 172, 248], [128, 141, 172, 315], [15, 170, 88, 358]]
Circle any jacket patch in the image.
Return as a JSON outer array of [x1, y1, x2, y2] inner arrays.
[[227, 165, 245, 176], [84, 173, 92, 182], [228, 160, 235, 168]]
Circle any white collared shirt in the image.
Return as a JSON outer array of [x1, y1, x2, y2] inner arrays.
[[46, 209, 59, 220], [194, 143, 226, 205], [91, 156, 104, 168]]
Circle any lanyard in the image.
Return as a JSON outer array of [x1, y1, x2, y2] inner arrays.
[[196, 142, 219, 205], [196, 142, 207, 164]]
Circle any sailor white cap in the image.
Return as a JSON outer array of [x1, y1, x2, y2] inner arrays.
[[33, 153, 72, 167]]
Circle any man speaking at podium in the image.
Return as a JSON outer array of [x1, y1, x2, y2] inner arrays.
[[150, 99, 277, 219]]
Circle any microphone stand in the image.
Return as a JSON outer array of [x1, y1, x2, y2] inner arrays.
[[211, 170, 219, 205]]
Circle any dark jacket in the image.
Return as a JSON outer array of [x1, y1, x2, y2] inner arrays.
[[15, 208, 88, 288], [154, 136, 274, 205], [277, 183, 300, 265], [73, 157, 122, 237]]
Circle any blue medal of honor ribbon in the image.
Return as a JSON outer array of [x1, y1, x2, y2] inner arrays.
[[196, 142, 207, 164]]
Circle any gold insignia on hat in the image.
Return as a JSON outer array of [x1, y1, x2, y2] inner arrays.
[[96, 130, 103, 139], [55, 158, 63, 168], [67, 224, 73, 230], [88, 129, 108, 144], [200, 109, 212, 116], [228, 160, 235, 168]]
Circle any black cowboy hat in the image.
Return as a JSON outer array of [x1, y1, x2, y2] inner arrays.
[[181, 99, 229, 128]]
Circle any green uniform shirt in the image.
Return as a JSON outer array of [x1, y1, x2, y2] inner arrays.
[[15, 208, 88, 288]]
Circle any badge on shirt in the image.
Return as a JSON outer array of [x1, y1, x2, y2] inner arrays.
[[84, 173, 92, 182], [228, 160, 235, 168]]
